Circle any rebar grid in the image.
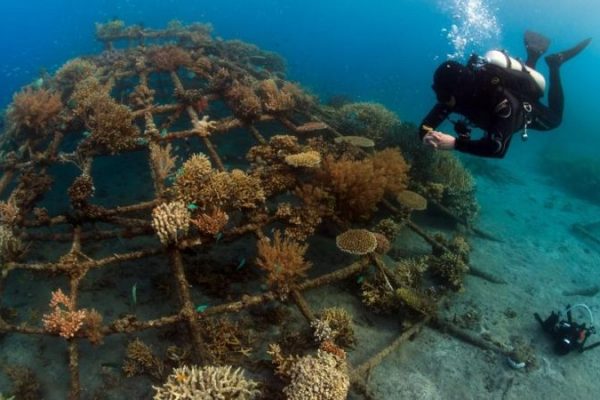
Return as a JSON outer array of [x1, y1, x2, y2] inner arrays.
[[0, 23, 452, 399]]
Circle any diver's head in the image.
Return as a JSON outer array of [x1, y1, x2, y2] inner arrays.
[[432, 61, 468, 106]]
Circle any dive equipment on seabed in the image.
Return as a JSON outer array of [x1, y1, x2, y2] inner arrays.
[[535, 304, 600, 355], [484, 49, 546, 93]]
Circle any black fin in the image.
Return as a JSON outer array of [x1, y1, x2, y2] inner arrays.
[[524, 31, 551, 68], [545, 38, 592, 67]]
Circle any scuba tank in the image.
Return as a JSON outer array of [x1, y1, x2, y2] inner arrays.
[[484, 50, 546, 93]]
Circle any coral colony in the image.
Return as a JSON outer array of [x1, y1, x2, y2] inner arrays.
[[0, 21, 480, 399]]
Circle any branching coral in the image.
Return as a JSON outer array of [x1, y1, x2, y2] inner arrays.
[[257, 79, 296, 113], [67, 174, 95, 208], [190, 208, 229, 236], [0, 199, 20, 226], [0, 224, 25, 264], [123, 338, 165, 380], [256, 231, 311, 297], [149, 143, 178, 186], [54, 59, 97, 95], [153, 365, 260, 400], [151, 201, 191, 246], [147, 45, 193, 71], [268, 344, 349, 400], [225, 80, 263, 120], [429, 235, 470, 291], [311, 307, 355, 347], [174, 154, 265, 211], [8, 88, 62, 134], [316, 149, 409, 221], [72, 77, 139, 154], [42, 289, 88, 339]]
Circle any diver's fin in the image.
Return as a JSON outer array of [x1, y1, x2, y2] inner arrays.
[[545, 37, 592, 67], [524, 31, 551, 68]]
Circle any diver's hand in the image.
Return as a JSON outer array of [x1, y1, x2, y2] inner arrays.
[[422, 131, 456, 150]]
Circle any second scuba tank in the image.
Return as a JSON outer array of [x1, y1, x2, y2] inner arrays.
[[484, 50, 546, 93]]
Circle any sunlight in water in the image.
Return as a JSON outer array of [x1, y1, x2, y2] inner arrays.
[[441, 0, 501, 60]]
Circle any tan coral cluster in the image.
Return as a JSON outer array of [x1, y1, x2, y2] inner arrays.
[[8, 88, 62, 134], [72, 77, 139, 154], [190, 208, 229, 236], [225, 80, 263, 120], [42, 289, 88, 339], [151, 201, 191, 246], [269, 344, 349, 400], [335, 229, 377, 256], [311, 307, 355, 347], [0, 224, 24, 265], [147, 45, 193, 71], [256, 231, 311, 297], [174, 154, 265, 210], [67, 174, 95, 208], [284, 150, 321, 168], [153, 365, 260, 400], [123, 338, 165, 380], [257, 79, 296, 113], [54, 59, 97, 94]]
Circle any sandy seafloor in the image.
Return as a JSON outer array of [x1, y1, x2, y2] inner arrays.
[[1, 147, 600, 400]]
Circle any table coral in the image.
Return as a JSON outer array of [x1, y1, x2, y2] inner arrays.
[[335, 229, 377, 256]]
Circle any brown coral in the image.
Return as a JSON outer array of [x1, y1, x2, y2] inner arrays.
[[153, 365, 260, 400], [257, 79, 295, 113], [225, 80, 263, 120], [256, 231, 311, 297], [42, 289, 88, 339], [123, 338, 165, 380], [72, 77, 139, 154], [67, 174, 95, 208], [190, 208, 229, 236], [335, 229, 377, 255], [147, 45, 193, 71], [284, 151, 321, 168], [396, 190, 428, 211], [8, 88, 62, 134]]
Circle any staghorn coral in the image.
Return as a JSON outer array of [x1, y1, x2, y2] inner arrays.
[[284, 150, 321, 168], [225, 80, 263, 120], [0, 224, 25, 264], [153, 365, 260, 400], [198, 317, 254, 364], [256, 231, 311, 297], [151, 201, 191, 246], [72, 77, 139, 154], [190, 208, 229, 236], [8, 88, 62, 134], [129, 83, 156, 109], [429, 250, 469, 291], [360, 279, 399, 314], [173, 153, 213, 204], [0, 199, 19, 226], [393, 256, 429, 288], [149, 142, 178, 186], [81, 309, 104, 345], [335, 229, 377, 256], [257, 79, 296, 113], [311, 307, 355, 347], [147, 45, 193, 71], [123, 338, 165, 380], [42, 289, 88, 339], [333, 102, 401, 142], [269, 345, 349, 400]]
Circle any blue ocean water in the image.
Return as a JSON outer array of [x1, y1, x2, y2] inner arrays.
[[2, 0, 599, 161], [1, 0, 600, 398]]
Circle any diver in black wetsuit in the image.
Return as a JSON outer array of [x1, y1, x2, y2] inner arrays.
[[419, 32, 592, 158]]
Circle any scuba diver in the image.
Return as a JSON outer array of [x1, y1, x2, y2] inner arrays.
[[419, 31, 592, 158], [535, 304, 600, 355]]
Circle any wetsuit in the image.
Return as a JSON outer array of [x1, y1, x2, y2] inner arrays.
[[418, 61, 564, 158]]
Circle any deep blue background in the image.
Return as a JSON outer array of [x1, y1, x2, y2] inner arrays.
[[1, 0, 599, 162]]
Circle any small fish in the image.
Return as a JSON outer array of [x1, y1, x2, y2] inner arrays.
[[196, 304, 209, 313], [356, 275, 365, 284], [236, 257, 246, 270], [131, 283, 138, 306], [187, 203, 198, 211], [82, 131, 92, 137], [160, 128, 168, 137], [215, 232, 223, 242]]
